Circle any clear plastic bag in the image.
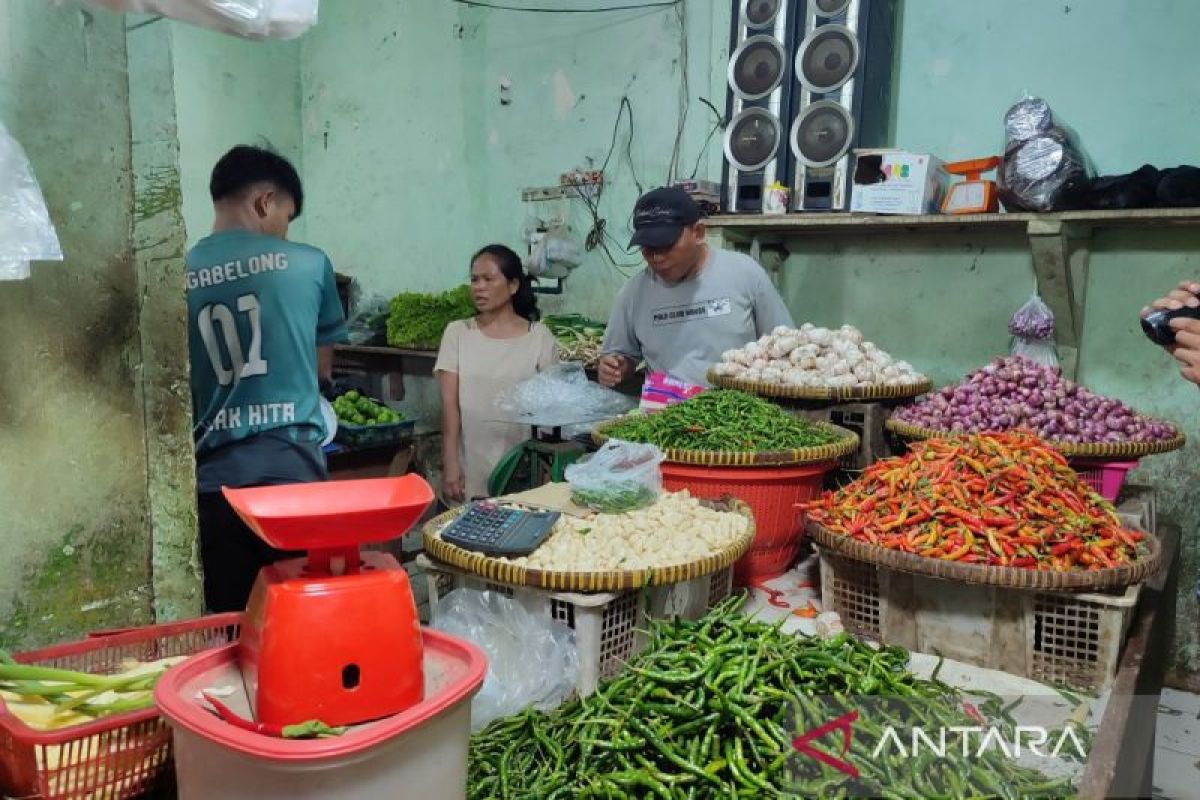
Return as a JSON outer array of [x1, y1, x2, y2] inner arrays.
[[0, 122, 63, 281], [431, 588, 578, 730], [998, 96, 1089, 212], [72, 0, 318, 40], [494, 363, 635, 425], [1008, 293, 1055, 340], [345, 292, 390, 345], [565, 439, 664, 513], [1008, 294, 1059, 368]]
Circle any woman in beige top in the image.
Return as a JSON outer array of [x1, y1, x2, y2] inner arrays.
[[435, 244, 558, 502]]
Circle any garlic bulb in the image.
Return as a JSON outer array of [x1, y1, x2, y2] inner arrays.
[[713, 325, 926, 388]]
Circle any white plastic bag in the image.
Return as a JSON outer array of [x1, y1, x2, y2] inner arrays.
[[432, 589, 578, 730], [565, 439, 664, 513], [73, 0, 317, 40], [494, 363, 635, 425], [0, 122, 62, 281], [526, 225, 582, 279]]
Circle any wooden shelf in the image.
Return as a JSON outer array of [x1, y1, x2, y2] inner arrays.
[[335, 344, 438, 360], [707, 207, 1200, 239], [708, 207, 1200, 381]]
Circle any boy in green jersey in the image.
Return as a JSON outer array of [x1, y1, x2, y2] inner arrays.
[[186, 146, 347, 612]]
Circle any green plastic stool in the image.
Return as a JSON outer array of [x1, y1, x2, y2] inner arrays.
[[488, 437, 585, 497]]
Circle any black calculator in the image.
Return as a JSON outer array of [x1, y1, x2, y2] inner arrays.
[[440, 502, 561, 557]]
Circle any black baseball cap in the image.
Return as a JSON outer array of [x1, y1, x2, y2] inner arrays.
[[628, 186, 703, 249]]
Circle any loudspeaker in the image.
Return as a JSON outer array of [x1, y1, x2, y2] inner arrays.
[[721, 0, 798, 213], [720, 0, 896, 213], [789, 0, 896, 210]]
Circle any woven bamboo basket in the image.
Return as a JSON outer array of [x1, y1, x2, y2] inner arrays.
[[806, 520, 1161, 590], [884, 418, 1186, 459], [707, 370, 932, 402], [423, 497, 756, 592], [591, 419, 859, 467]]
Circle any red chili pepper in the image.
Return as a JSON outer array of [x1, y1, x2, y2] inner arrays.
[[1010, 557, 1037, 568], [203, 692, 285, 736]]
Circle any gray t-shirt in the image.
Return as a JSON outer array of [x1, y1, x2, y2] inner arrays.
[[601, 247, 794, 386]]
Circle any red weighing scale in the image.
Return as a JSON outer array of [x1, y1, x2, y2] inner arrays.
[[222, 475, 434, 729]]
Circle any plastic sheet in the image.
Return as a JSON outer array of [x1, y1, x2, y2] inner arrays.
[[74, 0, 317, 40], [565, 439, 663, 513], [0, 122, 62, 281], [432, 588, 578, 730], [998, 96, 1089, 212], [494, 363, 635, 426]]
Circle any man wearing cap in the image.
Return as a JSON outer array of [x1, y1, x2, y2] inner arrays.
[[597, 186, 794, 388]]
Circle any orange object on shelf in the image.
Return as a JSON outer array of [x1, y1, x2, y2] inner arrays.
[[942, 155, 1001, 214], [659, 461, 836, 585]]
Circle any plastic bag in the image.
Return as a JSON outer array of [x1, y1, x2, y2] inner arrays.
[[432, 588, 578, 730], [494, 363, 635, 425], [345, 292, 390, 345], [526, 225, 582, 280], [565, 439, 664, 513], [1008, 293, 1058, 368], [998, 96, 1089, 212], [0, 122, 63, 281], [73, 0, 317, 40]]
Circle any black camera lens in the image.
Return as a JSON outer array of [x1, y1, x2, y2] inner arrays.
[[1142, 306, 1200, 346]]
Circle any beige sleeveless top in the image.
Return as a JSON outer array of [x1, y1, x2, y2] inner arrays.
[[435, 318, 558, 500]]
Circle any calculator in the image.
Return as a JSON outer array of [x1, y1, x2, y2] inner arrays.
[[440, 502, 561, 557]]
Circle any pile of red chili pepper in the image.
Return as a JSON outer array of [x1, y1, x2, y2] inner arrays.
[[804, 431, 1146, 571]]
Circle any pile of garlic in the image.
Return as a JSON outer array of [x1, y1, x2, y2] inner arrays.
[[492, 491, 748, 574], [710, 324, 926, 388]]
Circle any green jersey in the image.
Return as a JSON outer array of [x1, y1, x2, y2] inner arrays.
[[186, 229, 347, 492]]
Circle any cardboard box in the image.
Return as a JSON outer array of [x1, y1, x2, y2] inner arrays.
[[850, 150, 949, 215]]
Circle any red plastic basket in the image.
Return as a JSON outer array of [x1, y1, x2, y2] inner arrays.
[[660, 461, 836, 585], [0, 613, 241, 800], [1070, 459, 1138, 503]]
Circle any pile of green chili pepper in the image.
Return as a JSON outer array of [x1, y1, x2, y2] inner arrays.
[[467, 597, 1076, 798], [603, 390, 842, 453]]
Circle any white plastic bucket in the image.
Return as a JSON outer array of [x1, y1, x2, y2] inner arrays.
[[155, 631, 485, 799]]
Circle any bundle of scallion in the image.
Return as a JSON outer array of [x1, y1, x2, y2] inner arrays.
[[0, 652, 186, 730]]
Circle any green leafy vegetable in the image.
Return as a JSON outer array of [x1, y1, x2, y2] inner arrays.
[[385, 285, 476, 349]]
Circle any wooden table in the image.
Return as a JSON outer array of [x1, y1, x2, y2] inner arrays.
[[1077, 521, 1180, 799]]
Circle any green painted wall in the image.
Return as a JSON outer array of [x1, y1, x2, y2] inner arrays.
[[294, 0, 1200, 679], [0, 2, 155, 646], [171, 22, 303, 245]]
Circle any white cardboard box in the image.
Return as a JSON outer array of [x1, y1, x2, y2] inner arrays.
[[850, 149, 949, 215]]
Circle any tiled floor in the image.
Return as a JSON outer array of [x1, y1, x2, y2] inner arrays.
[[1155, 689, 1200, 799]]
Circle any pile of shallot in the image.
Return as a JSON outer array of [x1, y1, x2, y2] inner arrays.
[[710, 325, 927, 388], [893, 356, 1178, 444]]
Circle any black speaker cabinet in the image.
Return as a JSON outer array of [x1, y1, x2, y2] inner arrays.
[[721, 0, 896, 213], [789, 0, 896, 211], [722, 0, 799, 213]]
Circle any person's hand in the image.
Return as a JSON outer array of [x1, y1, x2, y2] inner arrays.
[[597, 354, 634, 388], [1142, 280, 1200, 318], [1169, 318, 1200, 385], [442, 461, 466, 503]]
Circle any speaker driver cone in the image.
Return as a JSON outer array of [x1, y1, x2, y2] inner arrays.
[[725, 108, 782, 172], [728, 35, 787, 100], [790, 100, 854, 167], [796, 24, 860, 93], [741, 0, 782, 28], [814, 0, 852, 16]]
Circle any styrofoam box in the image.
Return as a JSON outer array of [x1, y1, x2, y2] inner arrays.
[[418, 554, 733, 696]]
